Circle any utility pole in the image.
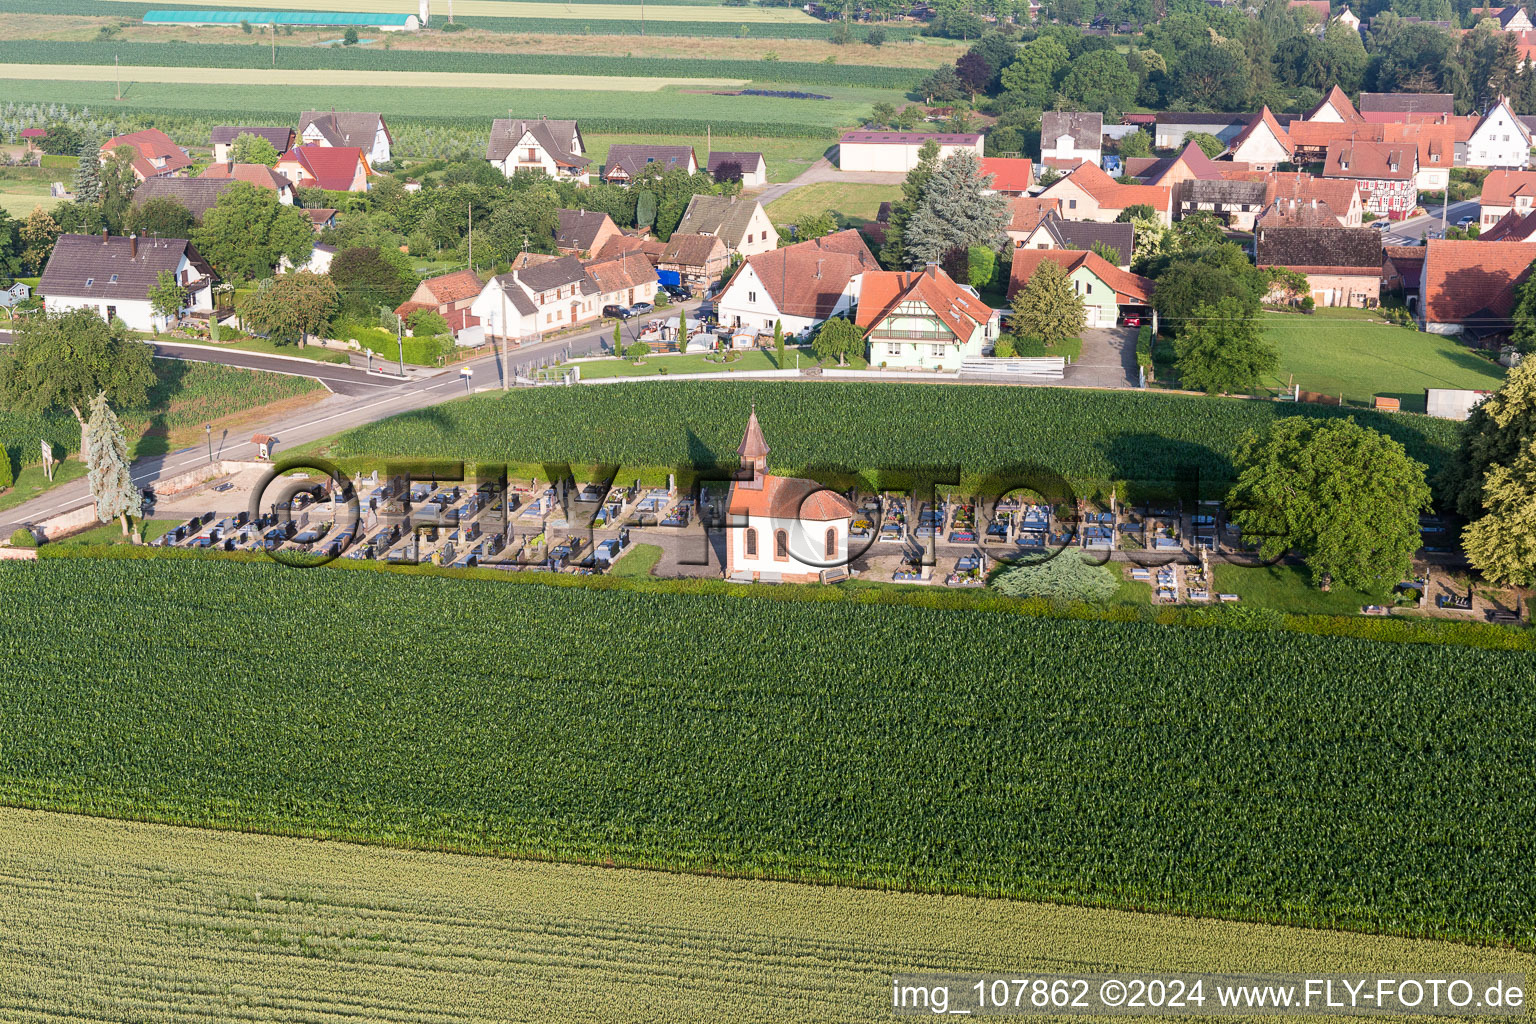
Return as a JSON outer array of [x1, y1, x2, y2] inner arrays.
[[115, 54, 121, 101], [467, 202, 472, 268], [1441, 181, 1450, 238], [271, 22, 276, 67], [396, 314, 405, 376]]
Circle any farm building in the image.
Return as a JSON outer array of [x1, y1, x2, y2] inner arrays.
[[142, 10, 422, 31], [837, 132, 983, 173]]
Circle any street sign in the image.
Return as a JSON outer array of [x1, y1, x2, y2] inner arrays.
[[40, 439, 53, 481]]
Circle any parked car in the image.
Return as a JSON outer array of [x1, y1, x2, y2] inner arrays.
[[603, 304, 633, 319], [661, 284, 689, 301], [1371, 220, 1391, 230], [629, 301, 655, 316], [1457, 215, 1474, 229], [1122, 315, 1143, 327]]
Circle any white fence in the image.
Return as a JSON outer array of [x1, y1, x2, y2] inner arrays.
[[957, 357, 1067, 381]]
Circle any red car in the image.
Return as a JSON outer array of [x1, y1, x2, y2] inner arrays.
[[1122, 315, 1143, 327]]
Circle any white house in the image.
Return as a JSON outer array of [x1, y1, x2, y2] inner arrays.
[[674, 194, 779, 257], [486, 117, 590, 183], [855, 265, 999, 371], [1039, 111, 1103, 171], [298, 111, 391, 166], [726, 408, 856, 584], [38, 232, 214, 332], [837, 131, 983, 173], [1466, 98, 1532, 170], [470, 255, 599, 344], [714, 230, 879, 337], [1227, 107, 1294, 171], [707, 151, 768, 188]]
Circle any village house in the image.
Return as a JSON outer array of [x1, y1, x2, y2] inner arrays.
[[99, 129, 192, 182], [1177, 179, 1269, 230], [485, 118, 590, 184], [1322, 138, 1417, 219], [715, 230, 878, 336], [1418, 239, 1536, 335], [583, 250, 660, 312], [725, 408, 856, 585], [656, 233, 731, 294], [707, 151, 768, 188], [1469, 5, 1534, 30], [38, 232, 214, 332], [1124, 141, 1254, 189], [1227, 108, 1294, 171], [197, 162, 297, 203], [469, 255, 599, 344], [1465, 98, 1532, 170], [1007, 249, 1154, 328], [856, 264, 1000, 371], [304, 208, 337, 233], [1037, 162, 1173, 225], [0, 281, 31, 308], [130, 178, 238, 222], [1479, 169, 1536, 226], [674, 195, 779, 257], [1039, 112, 1103, 171], [1304, 86, 1364, 125], [1007, 209, 1135, 267], [1153, 112, 1255, 149], [298, 111, 391, 166], [1358, 93, 1455, 123], [1254, 221, 1384, 308], [275, 145, 373, 192], [1479, 209, 1536, 242], [394, 269, 485, 339], [209, 126, 295, 164], [836, 131, 983, 173], [602, 145, 698, 185], [978, 157, 1035, 196], [554, 209, 621, 259], [1264, 172, 1364, 226]]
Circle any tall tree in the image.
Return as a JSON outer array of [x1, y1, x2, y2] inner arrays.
[[901, 151, 1009, 267], [1228, 416, 1433, 591], [193, 182, 314, 281], [228, 132, 281, 166], [125, 196, 196, 241], [18, 207, 60, 276], [1171, 297, 1276, 394], [238, 271, 339, 347], [1057, 50, 1139, 117], [999, 37, 1071, 107], [1010, 258, 1085, 345], [879, 140, 942, 269], [84, 390, 141, 536], [330, 246, 415, 314], [812, 316, 865, 366], [0, 308, 154, 426], [73, 140, 101, 205], [99, 150, 139, 234], [148, 270, 189, 327], [1443, 359, 1536, 584]]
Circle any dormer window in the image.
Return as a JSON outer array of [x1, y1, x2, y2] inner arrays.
[[84, 278, 93, 287], [109, 274, 118, 283], [1340, 160, 1349, 170]]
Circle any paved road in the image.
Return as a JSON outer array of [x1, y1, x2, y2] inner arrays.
[[1, 306, 695, 533], [1380, 199, 1480, 245], [1065, 327, 1139, 389]]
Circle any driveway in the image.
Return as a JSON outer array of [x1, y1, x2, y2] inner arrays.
[[1065, 327, 1138, 389], [754, 157, 908, 205]]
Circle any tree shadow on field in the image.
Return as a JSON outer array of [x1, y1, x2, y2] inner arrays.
[[1101, 433, 1228, 503]]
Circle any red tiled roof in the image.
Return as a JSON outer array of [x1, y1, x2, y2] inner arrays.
[[728, 473, 856, 521], [723, 230, 878, 320], [1230, 107, 1295, 157], [1479, 209, 1536, 243], [1047, 161, 1171, 212], [279, 145, 370, 191], [1480, 170, 1536, 208], [1263, 173, 1360, 219], [979, 157, 1034, 192], [1323, 138, 1414, 180], [855, 266, 994, 339], [1289, 0, 1331, 19], [420, 269, 485, 305], [1006, 196, 1062, 231], [100, 128, 192, 180], [583, 251, 658, 293], [1306, 86, 1364, 123], [1420, 239, 1536, 326], [198, 162, 290, 191], [1006, 249, 1153, 303]]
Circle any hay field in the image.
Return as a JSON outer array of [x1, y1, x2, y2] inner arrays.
[[4, 807, 1533, 1024]]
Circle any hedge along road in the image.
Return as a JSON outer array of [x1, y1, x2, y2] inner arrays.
[[0, 63, 749, 92], [97, 0, 826, 21]]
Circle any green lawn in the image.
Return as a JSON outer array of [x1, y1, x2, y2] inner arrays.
[[585, 134, 831, 185], [0, 188, 50, 219], [1213, 562, 1404, 610], [609, 542, 663, 578], [765, 182, 901, 229], [0, 459, 88, 514], [1263, 309, 1507, 413], [577, 347, 805, 378]]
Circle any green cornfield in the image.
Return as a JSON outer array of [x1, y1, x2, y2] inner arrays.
[[331, 381, 1463, 496], [0, 41, 921, 90], [2, 559, 1533, 951], [5, 807, 1534, 1024]]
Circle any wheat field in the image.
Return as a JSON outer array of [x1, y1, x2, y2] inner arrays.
[[3, 808, 1532, 1023], [0, 62, 746, 91]]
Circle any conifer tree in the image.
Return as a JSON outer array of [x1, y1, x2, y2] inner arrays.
[[73, 140, 101, 205], [85, 391, 141, 536], [901, 151, 1009, 268]]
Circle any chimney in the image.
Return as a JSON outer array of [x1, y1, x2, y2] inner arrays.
[[101, 228, 108, 243], [926, 262, 939, 278], [815, 259, 823, 280], [130, 234, 138, 258]]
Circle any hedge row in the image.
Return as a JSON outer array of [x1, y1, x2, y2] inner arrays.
[[0, 40, 920, 91]]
